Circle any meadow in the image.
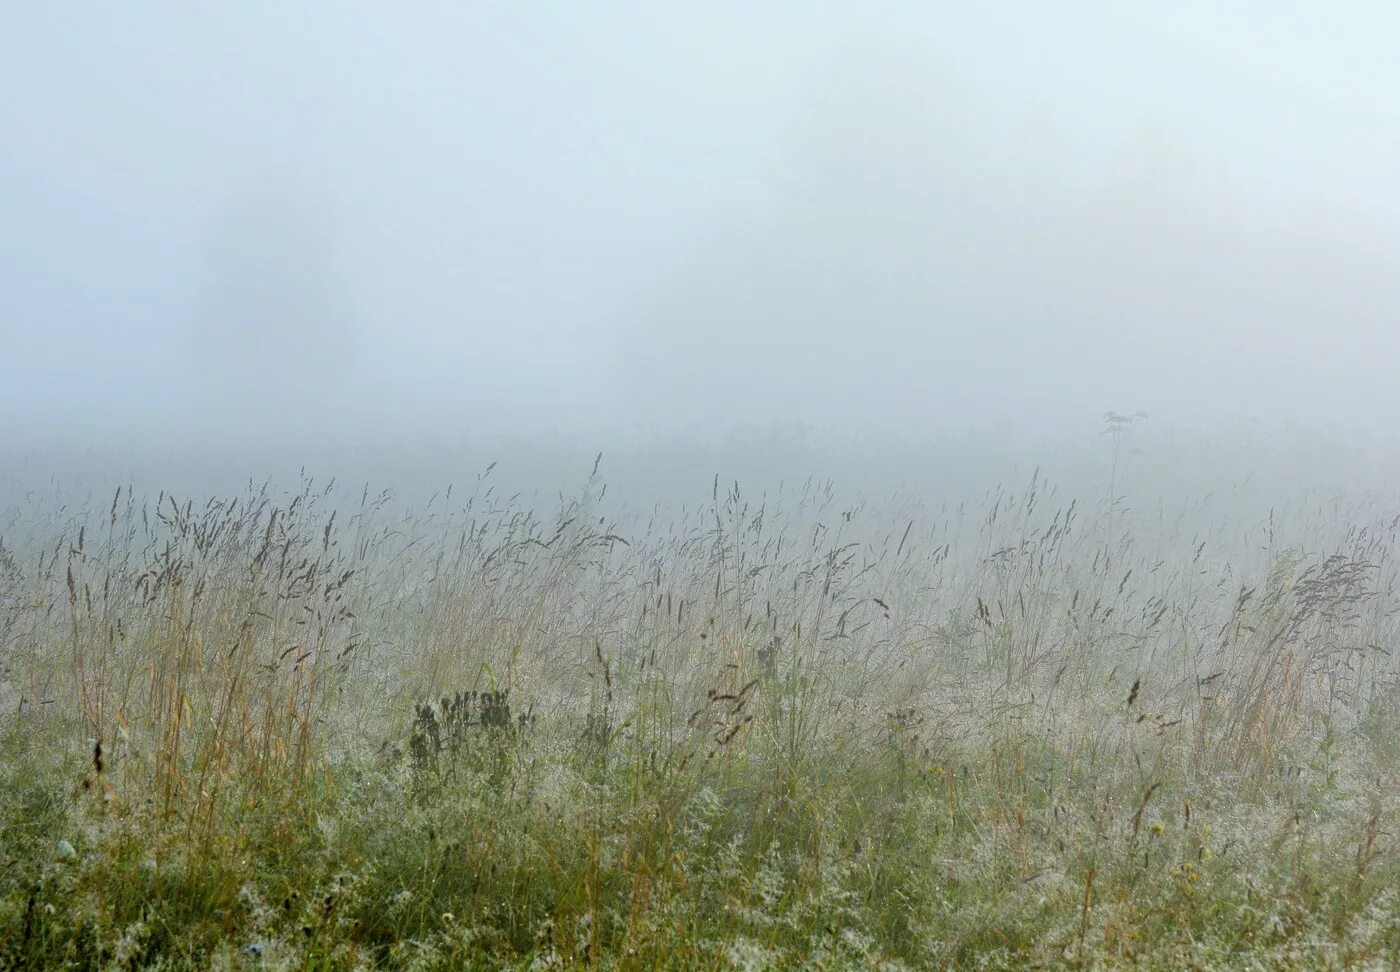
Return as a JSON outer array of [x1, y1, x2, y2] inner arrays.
[[2, 451, 1399, 969]]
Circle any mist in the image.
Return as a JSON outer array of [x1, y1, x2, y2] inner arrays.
[[4, 2, 1400, 493], [14, 8, 1400, 963]]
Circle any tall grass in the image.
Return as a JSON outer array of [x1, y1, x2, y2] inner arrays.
[[2, 468, 1399, 968]]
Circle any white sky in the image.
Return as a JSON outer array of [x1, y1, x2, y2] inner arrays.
[[3, 2, 1398, 445]]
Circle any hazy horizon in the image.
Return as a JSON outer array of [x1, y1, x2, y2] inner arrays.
[[12, 11, 1400, 963], [5, 2, 1400, 452]]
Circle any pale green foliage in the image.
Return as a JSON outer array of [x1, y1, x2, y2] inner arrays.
[[1, 471, 1399, 968]]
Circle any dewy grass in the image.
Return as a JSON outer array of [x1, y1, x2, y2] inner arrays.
[[2, 472, 1400, 969]]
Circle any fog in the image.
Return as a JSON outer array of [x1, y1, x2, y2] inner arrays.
[[3, 3, 1400, 499]]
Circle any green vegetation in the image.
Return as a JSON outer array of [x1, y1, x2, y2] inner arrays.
[[2, 469, 1399, 969]]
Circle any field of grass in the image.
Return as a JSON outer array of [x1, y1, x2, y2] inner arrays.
[[2, 465, 1399, 969]]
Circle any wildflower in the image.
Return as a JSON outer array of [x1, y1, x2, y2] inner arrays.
[[1150, 821, 1166, 838], [1179, 860, 1201, 893]]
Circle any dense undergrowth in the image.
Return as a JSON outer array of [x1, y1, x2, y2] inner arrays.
[[2, 469, 1400, 969]]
